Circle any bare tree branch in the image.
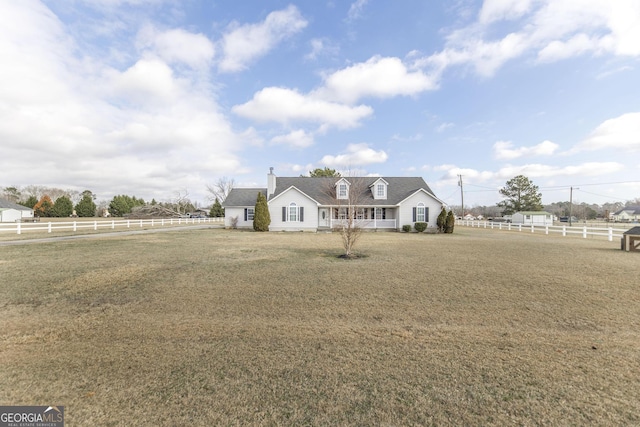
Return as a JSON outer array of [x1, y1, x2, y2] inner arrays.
[[321, 175, 370, 258], [206, 177, 235, 202]]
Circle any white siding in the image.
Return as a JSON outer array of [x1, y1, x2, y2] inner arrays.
[[269, 188, 318, 231], [0, 209, 22, 223], [397, 191, 442, 231], [224, 207, 254, 228], [512, 213, 553, 226]]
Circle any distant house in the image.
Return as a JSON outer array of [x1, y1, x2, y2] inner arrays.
[[612, 206, 640, 222], [222, 170, 444, 232], [0, 199, 35, 223], [511, 211, 553, 226]]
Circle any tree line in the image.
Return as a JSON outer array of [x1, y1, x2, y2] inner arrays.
[[1, 185, 226, 218]]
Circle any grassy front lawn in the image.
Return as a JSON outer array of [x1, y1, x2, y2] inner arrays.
[[1, 228, 638, 425]]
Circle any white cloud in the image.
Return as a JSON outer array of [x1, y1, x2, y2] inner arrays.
[[232, 87, 373, 129], [315, 56, 438, 103], [493, 140, 560, 160], [347, 0, 369, 21], [577, 112, 640, 152], [435, 161, 624, 183], [320, 143, 388, 167], [136, 26, 215, 69], [0, 1, 243, 203], [496, 162, 624, 178], [271, 129, 314, 148], [416, 0, 640, 78], [219, 5, 308, 73], [305, 38, 339, 61], [479, 0, 533, 24], [436, 122, 454, 133]]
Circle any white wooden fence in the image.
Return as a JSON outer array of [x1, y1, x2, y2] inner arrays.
[[0, 217, 224, 235], [456, 220, 628, 242]]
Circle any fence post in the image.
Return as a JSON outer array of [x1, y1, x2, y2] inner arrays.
[[112, 220, 115, 229], [499, 223, 502, 230], [161, 219, 164, 226], [151, 219, 154, 227], [94, 221, 97, 231], [140, 220, 143, 227], [518, 224, 522, 232], [48, 222, 52, 233], [583, 226, 587, 238], [545, 225, 548, 235], [531, 224, 534, 233], [608, 227, 613, 242], [73, 221, 77, 232], [562, 225, 566, 236], [17, 222, 21, 235], [127, 220, 130, 228]]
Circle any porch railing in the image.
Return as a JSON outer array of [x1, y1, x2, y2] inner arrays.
[[329, 218, 397, 229]]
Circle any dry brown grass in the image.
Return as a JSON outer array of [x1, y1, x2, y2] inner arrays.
[[1, 228, 638, 425]]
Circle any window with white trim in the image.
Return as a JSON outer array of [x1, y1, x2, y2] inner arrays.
[[376, 183, 385, 198], [416, 203, 425, 222], [289, 202, 298, 222], [338, 183, 348, 199], [373, 207, 386, 219], [245, 208, 254, 221]]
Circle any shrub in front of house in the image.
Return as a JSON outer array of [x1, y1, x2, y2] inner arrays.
[[253, 192, 271, 231], [402, 224, 411, 232], [414, 222, 428, 232], [437, 207, 447, 233], [445, 210, 455, 233]]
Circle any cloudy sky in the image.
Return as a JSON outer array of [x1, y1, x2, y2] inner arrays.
[[1, 0, 639, 207]]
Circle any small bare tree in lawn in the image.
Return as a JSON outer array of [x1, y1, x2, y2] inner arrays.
[[322, 176, 370, 258]]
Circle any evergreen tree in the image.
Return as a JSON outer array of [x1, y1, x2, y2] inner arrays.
[[75, 191, 97, 217], [109, 195, 145, 217], [305, 167, 341, 177], [33, 195, 54, 217], [437, 206, 447, 233], [209, 198, 224, 217], [445, 210, 455, 233], [253, 192, 270, 231], [497, 175, 543, 215], [51, 195, 73, 217], [21, 195, 38, 209]]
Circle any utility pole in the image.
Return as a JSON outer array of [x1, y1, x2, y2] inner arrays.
[[458, 174, 464, 219], [569, 186, 579, 226]]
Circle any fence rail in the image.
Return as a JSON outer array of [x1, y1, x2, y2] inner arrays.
[[456, 220, 629, 242], [0, 217, 224, 235]]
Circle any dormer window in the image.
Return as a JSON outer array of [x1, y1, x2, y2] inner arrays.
[[370, 178, 388, 200], [338, 183, 348, 199], [335, 178, 351, 200]]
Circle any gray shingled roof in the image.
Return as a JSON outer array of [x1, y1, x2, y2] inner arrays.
[[223, 177, 439, 207], [271, 177, 437, 206], [623, 226, 640, 235], [614, 206, 640, 215], [222, 188, 267, 207], [0, 198, 32, 210]]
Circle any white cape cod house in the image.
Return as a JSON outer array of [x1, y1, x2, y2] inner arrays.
[[222, 170, 445, 232]]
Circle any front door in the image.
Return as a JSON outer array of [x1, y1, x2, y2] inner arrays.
[[319, 208, 330, 227]]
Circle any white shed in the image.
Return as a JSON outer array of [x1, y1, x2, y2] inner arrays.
[[0, 199, 35, 222], [511, 211, 553, 226]]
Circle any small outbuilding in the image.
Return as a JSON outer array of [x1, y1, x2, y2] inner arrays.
[[0, 199, 35, 223], [621, 227, 640, 252], [511, 211, 553, 226]]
